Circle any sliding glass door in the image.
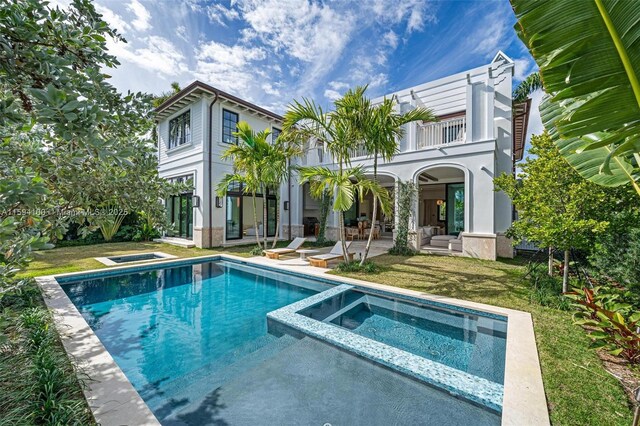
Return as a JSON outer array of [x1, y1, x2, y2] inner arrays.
[[446, 183, 464, 235], [167, 193, 193, 239]]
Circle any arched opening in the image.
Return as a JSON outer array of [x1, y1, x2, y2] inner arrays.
[[416, 166, 466, 249]]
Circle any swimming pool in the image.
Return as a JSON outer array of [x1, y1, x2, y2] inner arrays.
[[53, 257, 525, 425]]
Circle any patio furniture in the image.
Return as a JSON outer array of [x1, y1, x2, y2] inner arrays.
[[296, 249, 319, 261], [430, 234, 457, 248], [264, 237, 306, 259], [346, 227, 360, 241], [309, 242, 354, 268], [449, 234, 463, 252]]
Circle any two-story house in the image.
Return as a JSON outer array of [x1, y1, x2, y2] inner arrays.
[[154, 51, 529, 260]]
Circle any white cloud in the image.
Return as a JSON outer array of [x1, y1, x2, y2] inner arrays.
[[513, 57, 533, 81], [262, 83, 281, 96], [328, 81, 350, 91], [383, 31, 399, 49], [469, 10, 510, 58], [207, 3, 240, 26], [127, 0, 152, 32], [324, 89, 342, 101], [106, 36, 187, 77], [194, 41, 266, 97], [95, 4, 130, 33]]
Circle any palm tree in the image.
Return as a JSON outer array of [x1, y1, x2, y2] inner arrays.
[[513, 72, 542, 102], [358, 95, 436, 265], [298, 166, 391, 262], [260, 131, 302, 248], [217, 122, 271, 249], [284, 87, 369, 261]]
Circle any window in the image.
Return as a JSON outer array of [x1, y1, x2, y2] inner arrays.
[[271, 127, 281, 143], [222, 109, 239, 144], [168, 110, 191, 149]]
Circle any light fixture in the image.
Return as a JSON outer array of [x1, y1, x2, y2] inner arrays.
[[192, 195, 200, 207], [436, 199, 444, 206], [284, 201, 289, 211], [215, 196, 223, 208]]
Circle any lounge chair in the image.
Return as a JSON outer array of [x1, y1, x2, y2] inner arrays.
[[264, 237, 306, 259], [309, 241, 354, 268]]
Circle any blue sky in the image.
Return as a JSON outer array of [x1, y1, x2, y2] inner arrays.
[[52, 0, 543, 143]]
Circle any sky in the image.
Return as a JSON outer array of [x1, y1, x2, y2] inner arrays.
[[52, 0, 543, 148]]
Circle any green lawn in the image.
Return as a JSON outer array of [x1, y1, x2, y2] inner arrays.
[[20, 243, 634, 425]]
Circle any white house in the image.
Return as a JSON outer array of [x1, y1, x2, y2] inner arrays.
[[154, 51, 530, 260]]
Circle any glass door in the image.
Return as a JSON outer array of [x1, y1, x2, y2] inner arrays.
[[446, 183, 464, 235], [167, 193, 192, 239], [266, 198, 277, 237], [226, 195, 242, 240]]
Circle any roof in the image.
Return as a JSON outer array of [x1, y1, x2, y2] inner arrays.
[[512, 98, 531, 162], [154, 80, 284, 122]]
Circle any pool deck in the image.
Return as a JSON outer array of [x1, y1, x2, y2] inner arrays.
[[36, 253, 550, 426]]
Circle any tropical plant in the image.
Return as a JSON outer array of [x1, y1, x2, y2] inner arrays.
[[495, 133, 611, 292], [217, 122, 271, 249], [298, 166, 392, 263], [590, 210, 640, 292], [358, 92, 436, 265], [389, 180, 417, 256], [260, 130, 302, 248], [0, 0, 172, 293], [568, 286, 640, 363], [316, 189, 333, 244], [511, 0, 640, 196], [513, 72, 542, 102], [283, 87, 369, 259], [283, 87, 391, 262]]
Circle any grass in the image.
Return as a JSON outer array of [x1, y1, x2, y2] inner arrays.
[[18, 241, 267, 278], [17, 242, 635, 425], [331, 254, 633, 426]]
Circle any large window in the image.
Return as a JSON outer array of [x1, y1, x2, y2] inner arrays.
[[222, 109, 239, 144], [271, 127, 281, 143], [168, 110, 191, 149]]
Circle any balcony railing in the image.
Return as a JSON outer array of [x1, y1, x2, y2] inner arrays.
[[417, 117, 466, 149]]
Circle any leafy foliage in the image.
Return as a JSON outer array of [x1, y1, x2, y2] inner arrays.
[[0, 285, 94, 424], [511, 0, 640, 194], [494, 133, 612, 252], [568, 286, 640, 363], [389, 181, 417, 256], [589, 210, 640, 292], [525, 266, 572, 310], [334, 260, 385, 274], [0, 0, 182, 292], [513, 72, 542, 102]]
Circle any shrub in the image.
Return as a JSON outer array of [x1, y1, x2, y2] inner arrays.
[[526, 267, 572, 310], [334, 260, 384, 274], [249, 245, 264, 256], [590, 210, 640, 292], [567, 286, 640, 363]]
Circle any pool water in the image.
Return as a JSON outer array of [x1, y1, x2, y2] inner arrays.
[[61, 260, 502, 425], [107, 253, 163, 263], [304, 290, 507, 383]]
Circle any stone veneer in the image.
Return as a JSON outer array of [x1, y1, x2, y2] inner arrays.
[[282, 224, 304, 239], [193, 227, 225, 248], [462, 233, 497, 261], [496, 233, 514, 259]]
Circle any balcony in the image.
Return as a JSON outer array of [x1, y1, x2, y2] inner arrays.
[[304, 116, 468, 165], [417, 117, 466, 149]]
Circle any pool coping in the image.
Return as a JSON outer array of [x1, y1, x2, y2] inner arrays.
[[94, 251, 177, 266], [35, 253, 549, 426]]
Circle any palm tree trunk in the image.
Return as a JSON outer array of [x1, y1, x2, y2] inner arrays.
[[361, 153, 378, 265], [262, 190, 268, 248], [252, 193, 262, 249], [548, 247, 554, 276], [271, 192, 280, 249], [339, 210, 349, 263]]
